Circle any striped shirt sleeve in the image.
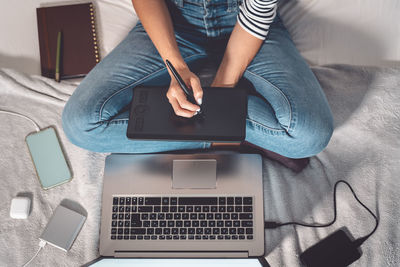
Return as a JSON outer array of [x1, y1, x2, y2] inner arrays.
[[237, 0, 278, 40]]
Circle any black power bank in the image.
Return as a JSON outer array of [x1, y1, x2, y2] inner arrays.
[[127, 86, 247, 142], [300, 228, 362, 267]]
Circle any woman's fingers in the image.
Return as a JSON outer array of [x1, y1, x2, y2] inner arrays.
[[174, 89, 200, 111], [190, 75, 203, 105], [168, 97, 196, 118]]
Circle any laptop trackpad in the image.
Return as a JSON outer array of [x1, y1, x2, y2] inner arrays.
[[172, 159, 217, 189]]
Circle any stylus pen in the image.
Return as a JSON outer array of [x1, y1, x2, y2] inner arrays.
[[165, 59, 202, 113]]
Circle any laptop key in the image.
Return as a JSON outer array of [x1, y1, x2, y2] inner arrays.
[[117, 235, 123, 240], [130, 235, 136, 240], [112, 221, 117, 227], [180, 228, 187, 234], [233, 221, 240, 227], [159, 221, 166, 227], [202, 235, 208, 240], [196, 228, 203, 234], [231, 213, 238, 219], [195, 206, 201, 212], [188, 235, 194, 240], [229, 228, 236, 234], [144, 235, 150, 240], [243, 206, 252, 212], [151, 236, 157, 240], [147, 228, 154, 235], [162, 197, 169, 205], [154, 206, 161, 212], [215, 213, 222, 220], [182, 213, 189, 220], [166, 213, 173, 220], [113, 197, 118, 205], [243, 197, 252, 205], [207, 213, 213, 220], [199, 213, 205, 220], [111, 228, 117, 234], [176, 221, 183, 227], [111, 235, 116, 240], [192, 221, 199, 227], [112, 214, 117, 220], [118, 214, 124, 220], [218, 197, 226, 205], [124, 236, 129, 240], [162, 206, 169, 212], [200, 221, 207, 227], [178, 206, 185, 212], [188, 228, 195, 234], [232, 235, 238, 240], [159, 235, 165, 240], [242, 221, 253, 227], [137, 236, 143, 240], [235, 206, 242, 212], [172, 228, 179, 234], [119, 197, 125, 205], [145, 197, 161, 205], [143, 221, 150, 227], [209, 221, 215, 227], [170, 206, 177, 212], [125, 221, 130, 227], [235, 197, 242, 205], [131, 228, 146, 235], [184, 221, 191, 227], [210, 235, 216, 240], [221, 228, 228, 234], [205, 228, 211, 234], [239, 213, 253, 220], [118, 221, 124, 227], [223, 213, 230, 219], [151, 221, 158, 227], [173, 235, 179, 240], [138, 197, 144, 205], [158, 213, 165, 220], [112, 206, 118, 212], [139, 206, 152, 213], [126, 197, 131, 205], [195, 235, 201, 240], [171, 197, 178, 205], [186, 206, 193, 212], [126, 206, 131, 213], [238, 228, 244, 234], [211, 206, 218, 212], [132, 197, 137, 205], [247, 235, 253, 240], [239, 235, 245, 239], [180, 235, 186, 240], [213, 228, 220, 234], [131, 221, 142, 227], [246, 228, 253, 234], [217, 235, 224, 240], [166, 235, 172, 240], [227, 206, 234, 212], [217, 221, 223, 227], [155, 228, 162, 234], [224, 235, 231, 240], [227, 197, 234, 205], [219, 206, 226, 212], [225, 221, 232, 227]]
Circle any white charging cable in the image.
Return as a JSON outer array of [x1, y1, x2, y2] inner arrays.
[[22, 240, 47, 267], [0, 110, 41, 132]]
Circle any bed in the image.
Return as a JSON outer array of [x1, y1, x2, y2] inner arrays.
[[1, 0, 399, 266]]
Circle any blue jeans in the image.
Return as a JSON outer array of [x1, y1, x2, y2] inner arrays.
[[62, 0, 333, 158]]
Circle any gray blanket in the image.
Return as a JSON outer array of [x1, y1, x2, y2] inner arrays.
[[0, 64, 399, 266]]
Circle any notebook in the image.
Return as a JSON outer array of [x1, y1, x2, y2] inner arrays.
[[126, 86, 248, 142], [36, 2, 100, 79]]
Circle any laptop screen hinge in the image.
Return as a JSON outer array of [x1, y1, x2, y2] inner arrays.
[[114, 251, 249, 258]]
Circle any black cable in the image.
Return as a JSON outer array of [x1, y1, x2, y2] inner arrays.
[[264, 180, 379, 247]]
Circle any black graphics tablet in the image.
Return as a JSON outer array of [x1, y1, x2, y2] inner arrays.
[[127, 86, 247, 142]]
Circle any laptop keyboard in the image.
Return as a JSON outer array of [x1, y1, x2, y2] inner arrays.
[[110, 196, 254, 241]]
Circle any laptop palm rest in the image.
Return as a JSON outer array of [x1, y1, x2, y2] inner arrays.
[[172, 159, 217, 189]]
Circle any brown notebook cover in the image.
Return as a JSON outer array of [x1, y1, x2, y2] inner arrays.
[[36, 2, 99, 79]]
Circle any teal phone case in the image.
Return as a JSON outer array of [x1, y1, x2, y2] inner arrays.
[[26, 127, 72, 189]]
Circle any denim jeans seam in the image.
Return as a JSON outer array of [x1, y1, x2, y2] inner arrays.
[[245, 69, 294, 133], [98, 53, 207, 122], [246, 118, 285, 132]]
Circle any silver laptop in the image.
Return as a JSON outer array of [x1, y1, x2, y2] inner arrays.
[[99, 152, 264, 258]]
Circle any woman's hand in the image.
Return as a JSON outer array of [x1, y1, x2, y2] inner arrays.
[[166, 66, 203, 118]]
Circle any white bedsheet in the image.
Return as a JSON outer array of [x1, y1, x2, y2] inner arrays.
[[0, 0, 399, 76], [0, 64, 399, 266]]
